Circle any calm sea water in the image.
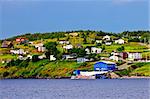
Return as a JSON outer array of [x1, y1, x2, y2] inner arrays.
[[0, 79, 149, 99]]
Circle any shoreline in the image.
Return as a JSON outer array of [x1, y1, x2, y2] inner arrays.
[[120, 76, 150, 79], [0, 76, 150, 80]]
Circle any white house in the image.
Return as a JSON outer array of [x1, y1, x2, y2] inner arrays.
[[37, 46, 46, 52], [115, 39, 125, 44], [85, 47, 102, 54], [91, 47, 102, 54], [18, 55, 24, 60], [103, 35, 110, 41], [77, 58, 89, 63], [34, 43, 46, 52], [50, 55, 56, 61], [29, 42, 34, 45], [10, 49, 27, 55], [105, 42, 112, 46], [62, 54, 77, 60], [128, 52, 142, 60], [34, 43, 44, 48], [63, 44, 73, 50], [59, 41, 69, 44], [85, 48, 90, 54], [109, 55, 119, 61], [27, 55, 32, 59], [38, 54, 46, 59]]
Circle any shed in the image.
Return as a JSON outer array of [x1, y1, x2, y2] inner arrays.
[[94, 61, 117, 71], [77, 57, 89, 63]]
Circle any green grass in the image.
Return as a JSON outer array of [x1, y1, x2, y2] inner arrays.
[[82, 44, 96, 47], [0, 59, 94, 78], [115, 62, 150, 77], [104, 42, 148, 52], [131, 62, 150, 76], [142, 52, 150, 59], [0, 54, 17, 60]]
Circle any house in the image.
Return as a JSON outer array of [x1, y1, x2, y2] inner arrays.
[[1, 41, 13, 48], [128, 52, 142, 61], [50, 55, 56, 61], [77, 57, 89, 63], [37, 46, 46, 52], [63, 44, 73, 50], [16, 37, 28, 42], [62, 53, 77, 60], [115, 39, 125, 44], [91, 47, 102, 54], [18, 55, 24, 60], [111, 52, 128, 59], [85, 47, 102, 54], [16, 37, 29, 44], [105, 42, 112, 46], [131, 36, 141, 39], [10, 49, 27, 55], [109, 55, 119, 61], [94, 61, 117, 71], [34, 43, 44, 48], [34, 43, 46, 52], [85, 48, 90, 54], [38, 54, 46, 59], [59, 40, 69, 44], [103, 35, 110, 41], [118, 52, 128, 59], [29, 42, 34, 45], [27, 55, 32, 59]]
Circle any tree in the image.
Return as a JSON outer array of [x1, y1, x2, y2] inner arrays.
[[69, 48, 86, 57], [117, 46, 125, 52], [44, 42, 57, 55], [32, 55, 39, 62], [44, 42, 62, 59]]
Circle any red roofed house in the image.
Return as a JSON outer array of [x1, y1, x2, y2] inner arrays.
[[16, 37, 28, 42]]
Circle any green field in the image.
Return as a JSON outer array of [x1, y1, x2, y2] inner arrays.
[[105, 42, 148, 52], [131, 63, 150, 76], [0, 54, 17, 60], [115, 62, 150, 76]]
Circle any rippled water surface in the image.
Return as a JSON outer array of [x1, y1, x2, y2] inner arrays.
[[0, 79, 149, 99]]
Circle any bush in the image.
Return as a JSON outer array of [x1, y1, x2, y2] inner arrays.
[[18, 59, 30, 67], [32, 55, 39, 62], [3, 71, 9, 77], [96, 43, 102, 46], [7, 59, 23, 67], [128, 38, 140, 42], [80, 62, 87, 66]]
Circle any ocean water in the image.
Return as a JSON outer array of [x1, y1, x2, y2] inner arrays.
[[0, 79, 149, 99]]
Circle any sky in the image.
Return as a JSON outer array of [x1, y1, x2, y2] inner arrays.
[[0, 0, 149, 39]]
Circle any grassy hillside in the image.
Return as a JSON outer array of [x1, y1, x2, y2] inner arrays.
[[115, 62, 150, 77], [0, 30, 150, 79], [104, 42, 148, 52], [0, 59, 94, 79]]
